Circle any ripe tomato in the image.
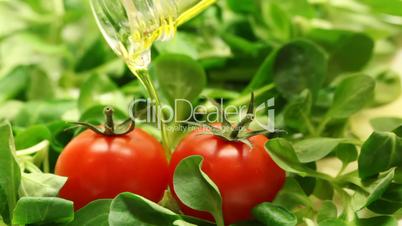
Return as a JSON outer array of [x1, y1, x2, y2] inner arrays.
[[55, 128, 169, 210], [168, 126, 286, 225]]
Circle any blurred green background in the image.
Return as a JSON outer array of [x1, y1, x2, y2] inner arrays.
[[1, 0, 402, 224], [1, 0, 402, 139]]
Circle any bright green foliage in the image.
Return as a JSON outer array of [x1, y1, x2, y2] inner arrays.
[[0, 122, 20, 224], [173, 156, 224, 226], [0, 0, 402, 225], [12, 197, 74, 225]]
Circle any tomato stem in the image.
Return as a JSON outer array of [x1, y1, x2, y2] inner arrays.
[[190, 92, 281, 145], [69, 107, 136, 136], [104, 107, 115, 135], [229, 92, 254, 139], [229, 114, 254, 139]]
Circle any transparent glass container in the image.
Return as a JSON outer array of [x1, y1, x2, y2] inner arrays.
[[90, 0, 216, 70]]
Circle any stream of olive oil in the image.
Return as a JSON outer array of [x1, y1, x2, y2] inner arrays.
[[120, 0, 217, 153]]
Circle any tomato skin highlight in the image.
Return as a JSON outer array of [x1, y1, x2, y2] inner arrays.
[[55, 128, 169, 210], [169, 127, 286, 225]]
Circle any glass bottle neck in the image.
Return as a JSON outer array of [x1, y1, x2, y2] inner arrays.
[[93, 0, 216, 70], [121, 0, 217, 43], [122, 0, 178, 39]]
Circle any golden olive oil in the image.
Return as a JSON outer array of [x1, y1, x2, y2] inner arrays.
[[114, 0, 216, 70], [91, 0, 216, 152]]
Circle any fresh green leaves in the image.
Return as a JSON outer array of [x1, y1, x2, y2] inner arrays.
[[328, 33, 374, 75], [74, 38, 117, 73], [381, 183, 402, 203], [19, 173, 67, 197], [360, 0, 402, 16], [307, 29, 374, 78], [352, 169, 395, 210], [63, 199, 111, 226], [357, 216, 398, 226], [318, 219, 347, 226], [355, 129, 402, 214], [370, 117, 402, 132], [367, 183, 402, 215], [265, 136, 402, 223], [266, 138, 309, 176], [65, 192, 215, 226], [0, 0, 402, 225], [13, 100, 76, 127], [326, 75, 375, 120], [226, 0, 256, 14], [283, 90, 312, 133], [151, 54, 207, 125], [246, 39, 327, 99], [0, 64, 59, 104], [14, 124, 51, 149], [227, 201, 298, 226], [294, 138, 352, 163], [335, 144, 358, 166], [0, 66, 29, 103], [151, 54, 206, 106], [0, 121, 72, 225], [272, 40, 327, 99], [316, 201, 337, 223], [258, 3, 293, 43], [252, 202, 297, 226], [270, 39, 377, 138], [358, 131, 402, 179], [109, 193, 179, 226], [265, 138, 322, 178], [0, 121, 21, 223], [173, 156, 224, 226], [12, 197, 74, 225], [243, 50, 276, 93], [78, 74, 127, 112], [26, 66, 55, 101], [273, 178, 312, 210]]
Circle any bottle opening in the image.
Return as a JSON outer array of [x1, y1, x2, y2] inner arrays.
[[91, 0, 216, 70]]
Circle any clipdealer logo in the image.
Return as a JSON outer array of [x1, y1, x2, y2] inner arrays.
[[128, 98, 276, 132]]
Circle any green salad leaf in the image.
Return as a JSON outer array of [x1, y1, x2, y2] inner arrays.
[[12, 197, 74, 225], [108, 193, 180, 226], [62, 199, 111, 226], [0, 121, 21, 224], [173, 156, 224, 226]]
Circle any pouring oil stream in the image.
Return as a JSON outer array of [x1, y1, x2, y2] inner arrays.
[[90, 0, 217, 156]]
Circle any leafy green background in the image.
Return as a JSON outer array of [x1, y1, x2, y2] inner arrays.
[[1, 0, 402, 225]]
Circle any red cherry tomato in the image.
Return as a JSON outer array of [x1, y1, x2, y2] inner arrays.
[[55, 128, 169, 210], [169, 126, 286, 225]]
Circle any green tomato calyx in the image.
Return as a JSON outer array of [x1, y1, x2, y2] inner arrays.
[[71, 106, 136, 136], [190, 93, 284, 147]]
